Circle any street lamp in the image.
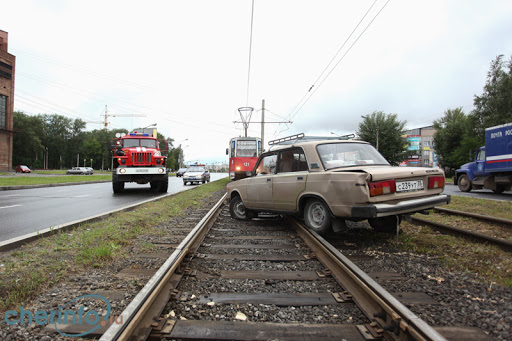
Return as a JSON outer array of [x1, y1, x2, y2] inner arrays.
[[142, 123, 157, 129]]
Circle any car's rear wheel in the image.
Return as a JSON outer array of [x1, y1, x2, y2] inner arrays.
[[304, 199, 331, 236], [229, 196, 254, 220], [368, 215, 400, 233], [457, 174, 472, 192]]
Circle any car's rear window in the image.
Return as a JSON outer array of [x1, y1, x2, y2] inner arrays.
[[317, 143, 389, 170]]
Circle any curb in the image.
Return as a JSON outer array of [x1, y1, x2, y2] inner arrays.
[[0, 189, 175, 252]]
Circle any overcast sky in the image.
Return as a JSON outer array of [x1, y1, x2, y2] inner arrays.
[[3, 0, 512, 164]]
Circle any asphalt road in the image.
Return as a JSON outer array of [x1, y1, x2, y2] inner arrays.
[[443, 183, 512, 201], [0, 173, 227, 243]]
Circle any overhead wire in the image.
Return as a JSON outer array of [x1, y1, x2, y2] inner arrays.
[[245, 0, 255, 107], [288, 0, 391, 121]]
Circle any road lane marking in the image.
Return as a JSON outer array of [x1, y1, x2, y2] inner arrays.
[[73, 195, 90, 198], [0, 204, 21, 210]]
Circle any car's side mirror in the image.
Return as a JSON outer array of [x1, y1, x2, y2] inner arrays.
[[226, 148, 229, 155]]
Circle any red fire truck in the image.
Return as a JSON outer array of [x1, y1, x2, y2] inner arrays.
[[226, 136, 262, 180], [111, 130, 168, 193]]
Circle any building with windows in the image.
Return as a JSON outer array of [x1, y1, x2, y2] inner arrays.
[[403, 126, 438, 168], [0, 30, 15, 172]]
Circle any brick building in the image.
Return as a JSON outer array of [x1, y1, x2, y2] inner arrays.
[[0, 30, 15, 172]]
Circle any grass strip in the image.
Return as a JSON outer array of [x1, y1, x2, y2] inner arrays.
[[0, 178, 229, 312], [399, 195, 512, 287], [0, 175, 112, 186]]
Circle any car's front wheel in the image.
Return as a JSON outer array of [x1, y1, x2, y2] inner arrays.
[[229, 196, 254, 220], [304, 199, 331, 236]]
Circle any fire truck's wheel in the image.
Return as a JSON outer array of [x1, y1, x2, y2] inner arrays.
[[303, 199, 332, 236], [229, 196, 252, 220], [158, 177, 168, 193], [113, 180, 125, 193], [457, 174, 472, 192]]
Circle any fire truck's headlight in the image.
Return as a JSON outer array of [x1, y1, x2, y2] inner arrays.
[[119, 168, 126, 174], [158, 168, 164, 173]]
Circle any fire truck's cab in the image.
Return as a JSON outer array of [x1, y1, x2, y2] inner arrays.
[[111, 130, 169, 193]]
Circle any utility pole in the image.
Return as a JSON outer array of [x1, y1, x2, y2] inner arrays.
[[376, 127, 379, 151], [261, 99, 265, 150]]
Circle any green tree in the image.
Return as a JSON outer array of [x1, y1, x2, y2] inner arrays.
[[433, 108, 481, 175], [12, 111, 45, 168], [356, 111, 407, 165], [471, 54, 512, 139]]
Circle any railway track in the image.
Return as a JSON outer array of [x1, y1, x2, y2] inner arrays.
[[411, 207, 512, 251], [95, 195, 492, 341]]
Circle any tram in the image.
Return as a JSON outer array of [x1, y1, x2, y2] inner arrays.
[[226, 136, 262, 180]]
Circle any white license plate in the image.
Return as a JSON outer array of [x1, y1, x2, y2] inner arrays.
[[396, 180, 424, 192]]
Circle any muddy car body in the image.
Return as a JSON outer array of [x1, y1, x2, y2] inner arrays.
[[227, 137, 450, 235]]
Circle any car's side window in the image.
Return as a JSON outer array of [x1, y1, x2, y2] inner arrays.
[[255, 154, 277, 175], [278, 149, 308, 173]]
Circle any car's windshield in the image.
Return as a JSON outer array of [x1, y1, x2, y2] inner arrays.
[[188, 166, 205, 172], [317, 143, 389, 170]]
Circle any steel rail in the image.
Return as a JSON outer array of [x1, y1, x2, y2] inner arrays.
[[434, 207, 512, 227], [287, 217, 447, 341], [411, 216, 512, 251], [100, 193, 227, 341]]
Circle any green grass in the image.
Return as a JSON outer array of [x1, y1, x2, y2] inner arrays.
[[0, 178, 229, 311], [33, 170, 110, 175], [444, 196, 512, 220], [399, 195, 512, 287], [0, 175, 112, 186]]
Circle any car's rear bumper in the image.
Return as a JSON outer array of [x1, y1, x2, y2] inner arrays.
[[349, 194, 451, 219]]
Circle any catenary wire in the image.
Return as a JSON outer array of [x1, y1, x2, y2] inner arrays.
[[289, 0, 390, 121]]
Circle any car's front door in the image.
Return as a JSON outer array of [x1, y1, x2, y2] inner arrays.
[[272, 148, 308, 211], [245, 153, 277, 209]]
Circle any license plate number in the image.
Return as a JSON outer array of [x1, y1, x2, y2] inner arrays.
[[396, 180, 424, 192]]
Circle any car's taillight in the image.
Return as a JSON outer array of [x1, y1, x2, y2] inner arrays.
[[369, 180, 396, 197], [428, 176, 445, 189]]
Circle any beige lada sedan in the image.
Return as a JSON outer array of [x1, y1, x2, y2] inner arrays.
[[226, 138, 450, 235]]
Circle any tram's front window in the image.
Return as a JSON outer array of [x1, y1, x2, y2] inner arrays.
[[236, 140, 258, 157]]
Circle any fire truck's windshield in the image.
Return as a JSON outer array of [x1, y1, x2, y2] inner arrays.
[[236, 140, 258, 157], [122, 139, 157, 148]]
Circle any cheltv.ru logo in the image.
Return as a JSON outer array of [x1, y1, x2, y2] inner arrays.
[[4, 294, 123, 337]]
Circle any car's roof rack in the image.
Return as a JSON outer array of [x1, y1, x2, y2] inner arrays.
[[268, 132, 355, 147]]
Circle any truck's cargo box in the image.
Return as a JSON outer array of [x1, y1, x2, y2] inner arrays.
[[485, 123, 512, 173]]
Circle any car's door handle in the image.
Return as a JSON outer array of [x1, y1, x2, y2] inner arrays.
[[266, 178, 271, 182], [297, 176, 303, 180]]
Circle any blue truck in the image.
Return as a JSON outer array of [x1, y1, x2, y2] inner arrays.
[[455, 123, 512, 193]]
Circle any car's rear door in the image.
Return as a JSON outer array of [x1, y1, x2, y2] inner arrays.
[[272, 148, 308, 211], [245, 153, 277, 209]]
